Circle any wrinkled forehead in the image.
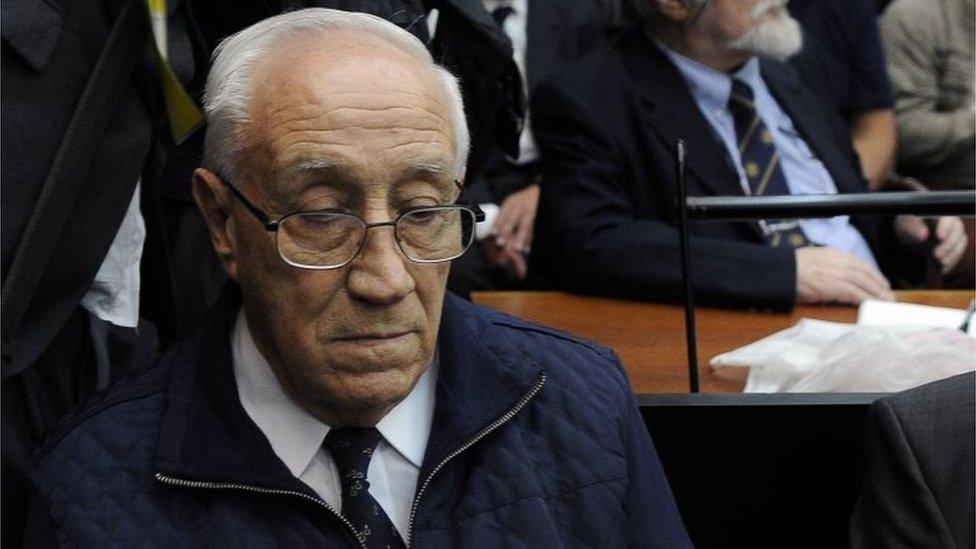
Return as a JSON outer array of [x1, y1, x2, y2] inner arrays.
[[238, 31, 458, 201], [251, 33, 452, 148]]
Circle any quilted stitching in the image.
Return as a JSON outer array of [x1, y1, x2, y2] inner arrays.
[[30, 299, 685, 548]]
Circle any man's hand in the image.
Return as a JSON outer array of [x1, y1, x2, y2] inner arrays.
[[894, 215, 968, 274], [481, 183, 540, 281], [481, 239, 528, 279], [491, 183, 540, 255], [795, 247, 894, 305]]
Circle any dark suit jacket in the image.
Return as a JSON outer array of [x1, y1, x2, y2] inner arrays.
[[1, 0, 164, 376], [531, 30, 912, 310], [468, 0, 615, 205], [850, 372, 975, 548]]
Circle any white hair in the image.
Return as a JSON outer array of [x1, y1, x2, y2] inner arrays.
[[202, 8, 470, 181], [727, 0, 803, 62]]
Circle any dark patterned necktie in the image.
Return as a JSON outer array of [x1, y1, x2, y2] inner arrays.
[[728, 78, 809, 248], [324, 428, 406, 549]]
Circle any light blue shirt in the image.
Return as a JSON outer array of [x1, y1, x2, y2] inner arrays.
[[662, 46, 878, 268]]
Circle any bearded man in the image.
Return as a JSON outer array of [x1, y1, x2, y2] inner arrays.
[[531, 0, 967, 309]]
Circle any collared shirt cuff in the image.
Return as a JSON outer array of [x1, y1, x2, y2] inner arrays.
[[475, 203, 500, 241]]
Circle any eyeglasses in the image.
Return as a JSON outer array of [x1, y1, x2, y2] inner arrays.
[[217, 175, 483, 270]]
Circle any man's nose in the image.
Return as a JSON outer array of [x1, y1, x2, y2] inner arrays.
[[345, 224, 416, 304]]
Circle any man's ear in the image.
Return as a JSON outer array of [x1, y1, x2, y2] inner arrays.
[[192, 167, 239, 280], [654, 0, 692, 23]]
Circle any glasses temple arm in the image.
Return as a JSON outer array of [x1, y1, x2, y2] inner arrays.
[[216, 173, 277, 229], [454, 180, 486, 222]]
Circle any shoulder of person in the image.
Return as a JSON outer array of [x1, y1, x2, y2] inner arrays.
[[535, 33, 629, 90], [449, 294, 631, 393], [880, 0, 941, 33], [878, 371, 975, 421], [30, 333, 201, 466]]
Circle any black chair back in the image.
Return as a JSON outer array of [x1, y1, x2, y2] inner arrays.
[[640, 393, 883, 548]]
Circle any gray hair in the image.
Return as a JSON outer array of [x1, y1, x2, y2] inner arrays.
[[202, 8, 470, 182]]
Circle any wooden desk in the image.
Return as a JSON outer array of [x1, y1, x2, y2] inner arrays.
[[472, 291, 975, 394]]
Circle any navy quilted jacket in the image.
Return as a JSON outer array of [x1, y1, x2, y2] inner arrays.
[[26, 291, 692, 548]]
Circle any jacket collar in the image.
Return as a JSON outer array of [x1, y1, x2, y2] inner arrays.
[[622, 31, 765, 239], [760, 60, 862, 194], [623, 31, 744, 200], [622, 31, 860, 230], [154, 285, 544, 490], [422, 292, 544, 476], [154, 284, 306, 490]]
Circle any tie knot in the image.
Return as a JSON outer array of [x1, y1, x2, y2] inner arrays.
[[729, 78, 755, 110], [324, 427, 382, 488], [491, 4, 515, 27]]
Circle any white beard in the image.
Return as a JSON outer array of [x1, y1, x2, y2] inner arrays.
[[728, 0, 804, 62]]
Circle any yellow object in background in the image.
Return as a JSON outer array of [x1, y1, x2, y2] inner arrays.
[[145, 0, 203, 144]]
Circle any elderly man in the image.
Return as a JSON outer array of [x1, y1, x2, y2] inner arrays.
[[24, 9, 690, 548], [532, 0, 967, 310]]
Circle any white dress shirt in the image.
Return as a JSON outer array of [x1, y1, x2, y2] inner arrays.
[[79, 181, 145, 327], [484, 0, 538, 165], [474, 0, 537, 241], [661, 46, 879, 268], [232, 311, 437, 543]]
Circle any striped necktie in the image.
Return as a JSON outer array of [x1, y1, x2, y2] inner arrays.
[[728, 78, 808, 248]]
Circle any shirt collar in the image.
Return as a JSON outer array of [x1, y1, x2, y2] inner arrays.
[[232, 310, 437, 477], [376, 353, 437, 468], [659, 42, 762, 114]]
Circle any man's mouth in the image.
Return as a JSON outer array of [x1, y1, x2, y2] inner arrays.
[[333, 331, 414, 345]]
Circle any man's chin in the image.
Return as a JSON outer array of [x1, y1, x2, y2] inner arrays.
[[326, 333, 427, 372], [317, 368, 422, 421]]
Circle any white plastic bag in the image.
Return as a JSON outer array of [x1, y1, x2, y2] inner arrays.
[[710, 319, 976, 392]]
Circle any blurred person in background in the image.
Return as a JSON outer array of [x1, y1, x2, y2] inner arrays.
[[880, 0, 976, 288], [531, 0, 967, 310], [1, 0, 202, 544], [789, 0, 897, 191], [446, 0, 619, 297], [880, 0, 975, 190]]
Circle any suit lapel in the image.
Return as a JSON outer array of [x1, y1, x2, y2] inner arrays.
[[623, 34, 745, 199], [761, 60, 864, 194]]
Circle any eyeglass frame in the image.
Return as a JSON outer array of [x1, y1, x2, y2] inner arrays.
[[213, 172, 485, 270]]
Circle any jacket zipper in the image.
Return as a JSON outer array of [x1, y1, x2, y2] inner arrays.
[[154, 472, 367, 549], [154, 371, 546, 548], [406, 371, 547, 546]]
